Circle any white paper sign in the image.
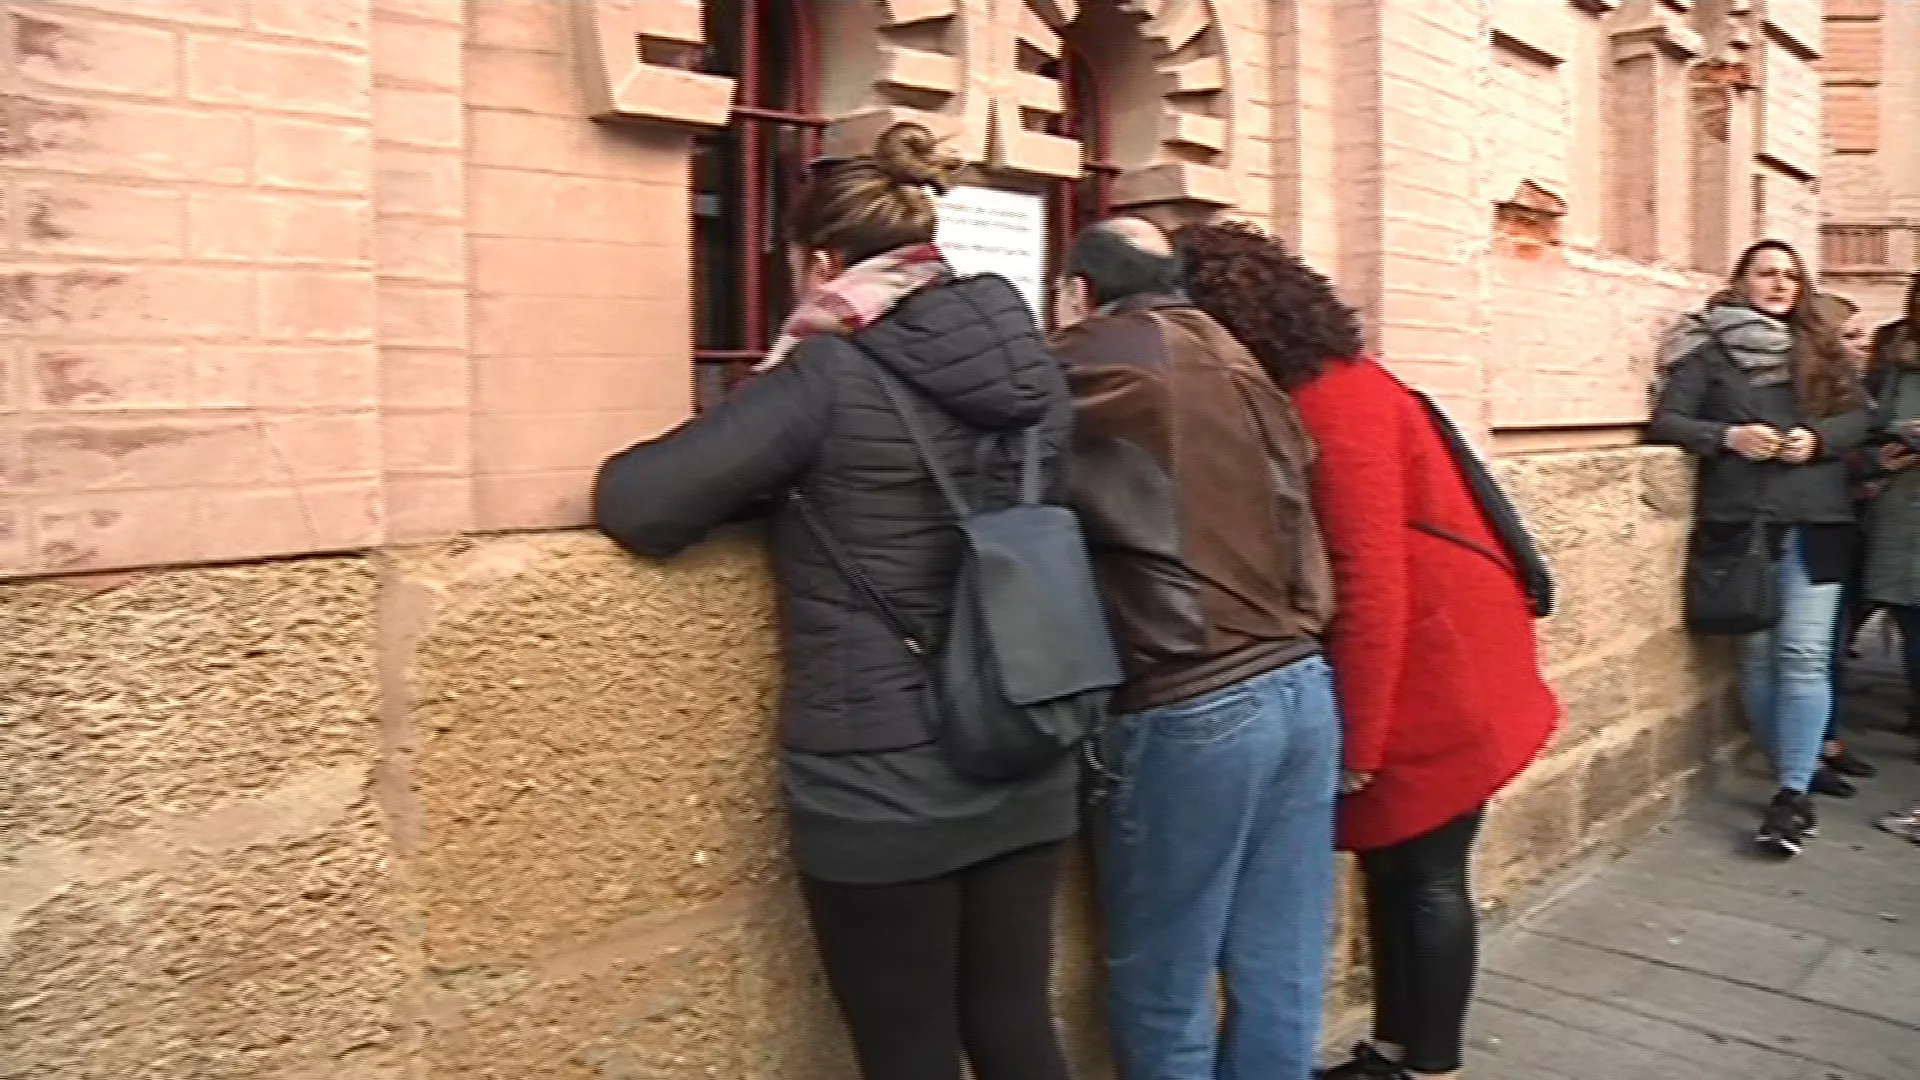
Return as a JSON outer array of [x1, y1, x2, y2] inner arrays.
[[936, 185, 1048, 324]]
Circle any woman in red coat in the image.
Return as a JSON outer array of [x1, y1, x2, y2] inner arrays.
[[1177, 222, 1559, 1080]]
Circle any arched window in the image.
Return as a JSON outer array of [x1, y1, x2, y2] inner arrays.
[[1044, 43, 1117, 324], [692, 0, 823, 409]]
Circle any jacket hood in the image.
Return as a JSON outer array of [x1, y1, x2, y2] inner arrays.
[[853, 274, 1059, 431]]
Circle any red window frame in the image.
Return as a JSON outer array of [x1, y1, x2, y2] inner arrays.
[[1046, 43, 1118, 323], [692, 0, 824, 410]]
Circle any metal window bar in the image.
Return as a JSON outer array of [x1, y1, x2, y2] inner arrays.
[[692, 0, 823, 412]]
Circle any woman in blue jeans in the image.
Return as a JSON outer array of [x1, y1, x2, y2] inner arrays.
[[1648, 239, 1872, 856]]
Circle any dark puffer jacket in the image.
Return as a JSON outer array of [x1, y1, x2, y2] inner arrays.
[[594, 274, 1072, 755], [1647, 342, 1871, 524]]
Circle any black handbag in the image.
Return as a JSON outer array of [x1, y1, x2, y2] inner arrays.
[[1681, 326, 1780, 635], [1683, 521, 1779, 635]]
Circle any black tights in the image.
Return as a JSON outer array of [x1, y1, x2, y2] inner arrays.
[[1358, 808, 1485, 1075], [800, 842, 1073, 1080]]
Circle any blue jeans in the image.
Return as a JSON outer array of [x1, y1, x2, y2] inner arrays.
[[1102, 655, 1341, 1080], [1739, 528, 1842, 793]]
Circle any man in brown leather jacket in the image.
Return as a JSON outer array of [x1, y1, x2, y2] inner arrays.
[[1053, 216, 1339, 1080]]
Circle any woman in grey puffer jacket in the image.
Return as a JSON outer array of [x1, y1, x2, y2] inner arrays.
[[1648, 239, 1872, 858]]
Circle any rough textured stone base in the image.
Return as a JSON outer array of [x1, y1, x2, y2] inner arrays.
[[0, 560, 412, 1079], [0, 449, 1735, 1078]]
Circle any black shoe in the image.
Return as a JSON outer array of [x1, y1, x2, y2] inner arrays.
[[1319, 1043, 1410, 1080], [1793, 790, 1819, 837], [1755, 791, 1808, 857], [1823, 745, 1877, 778], [1810, 766, 1858, 798]]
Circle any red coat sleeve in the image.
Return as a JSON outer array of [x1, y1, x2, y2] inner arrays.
[[1294, 363, 1409, 774]]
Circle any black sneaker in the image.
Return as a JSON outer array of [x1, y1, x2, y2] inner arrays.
[[1810, 766, 1857, 798], [1755, 791, 1807, 857], [1792, 790, 1819, 837], [1318, 1043, 1410, 1080], [1823, 745, 1877, 779]]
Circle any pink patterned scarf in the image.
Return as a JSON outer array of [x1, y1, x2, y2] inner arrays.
[[757, 242, 950, 371]]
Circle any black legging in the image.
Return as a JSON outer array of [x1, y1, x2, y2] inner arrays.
[[1358, 807, 1485, 1075], [800, 841, 1073, 1080]]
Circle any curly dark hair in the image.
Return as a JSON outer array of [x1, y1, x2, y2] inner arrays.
[[1174, 221, 1365, 390]]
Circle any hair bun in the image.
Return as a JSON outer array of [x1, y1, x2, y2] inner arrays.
[[872, 123, 960, 194]]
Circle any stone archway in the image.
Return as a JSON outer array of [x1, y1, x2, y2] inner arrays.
[[1000, 0, 1239, 209]]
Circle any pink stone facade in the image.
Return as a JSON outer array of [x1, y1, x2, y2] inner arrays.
[[1820, 0, 1920, 327], [0, 0, 1840, 581], [6, 6, 1875, 1075]]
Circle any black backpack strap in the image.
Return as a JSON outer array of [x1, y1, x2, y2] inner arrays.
[[866, 360, 973, 518], [786, 488, 929, 660], [1017, 424, 1044, 506], [851, 338, 1048, 514], [1411, 390, 1557, 617]]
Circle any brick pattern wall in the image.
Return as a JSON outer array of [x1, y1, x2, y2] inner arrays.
[[1760, 30, 1822, 179], [1821, 0, 1920, 338], [3, 1, 383, 577], [1760, 0, 1824, 60], [1488, 253, 1704, 431], [1487, 38, 1573, 206], [1218, 0, 1273, 228], [0, 0, 1285, 573], [1374, 0, 1493, 435], [1758, 162, 1822, 267], [374, 0, 472, 541], [10, 0, 1837, 578], [465, 1, 694, 533], [1269, 0, 1343, 273]]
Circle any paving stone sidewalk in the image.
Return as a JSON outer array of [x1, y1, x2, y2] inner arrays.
[[1467, 655, 1920, 1080]]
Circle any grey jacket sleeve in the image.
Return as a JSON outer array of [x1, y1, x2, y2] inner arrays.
[[593, 342, 838, 558], [1645, 347, 1730, 457]]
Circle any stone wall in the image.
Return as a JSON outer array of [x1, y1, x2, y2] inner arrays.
[[1, 558, 411, 1077], [0, 445, 1736, 1079]]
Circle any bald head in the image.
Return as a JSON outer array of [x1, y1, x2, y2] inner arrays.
[[1094, 216, 1172, 256], [1067, 215, 1182, 310]]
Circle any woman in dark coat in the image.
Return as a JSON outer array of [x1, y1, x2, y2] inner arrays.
[[1867, 276, 1920, 844], [1647, 239, 1871, 857], [1861, 274, 1920, 747], [1177, 222, 1558, 1080], [593, 124, 1076, 1080]]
